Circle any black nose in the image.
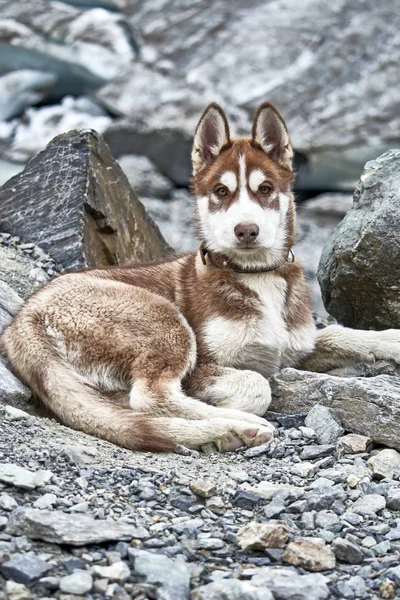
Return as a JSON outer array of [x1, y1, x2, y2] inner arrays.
[[234, 223, 259, 243]]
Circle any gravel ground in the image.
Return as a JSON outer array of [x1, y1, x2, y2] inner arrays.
[[1, 405, 400, 600]]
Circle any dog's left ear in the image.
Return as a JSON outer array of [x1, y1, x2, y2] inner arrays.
[[192, 103, 231, 175], [252, 102, 293, 169]]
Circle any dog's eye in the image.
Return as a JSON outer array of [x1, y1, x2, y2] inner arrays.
[[214, 185, 229, 197], [259, 183, 272, 194]]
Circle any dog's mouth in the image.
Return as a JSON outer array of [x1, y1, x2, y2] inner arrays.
[[234, 243, 261, 252]]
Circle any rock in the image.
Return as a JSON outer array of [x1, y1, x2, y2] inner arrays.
[[372, 540, 391, 555], [33, 493, 57, 510], [192, 579, 273, 600], [243, 444, 271, 458], [189, 479, 217, 499], [4, 406, 31, 421], [346, 475, 360, 488], [305, 405, 344, 445], [232, 490, 261, 510], [338, 434, 372, 454], [0, 493, 18, 511], [59, 571, 93, 594], [0, 70, 56, 121], [0, 555, 51, 585], [6, 508, 146, 546], [270, 369, 400, 451], [128, 548, 190, 600], [300, 445, 336, 461], [91, 561, 130, 583], [318, 150, 400, 329], [0, 464, 52, 490], [331, 538, 364, 564], [243, 481, 304, 501], [0, 280, 23, 316], [4, 581, 32, 600], [387, 565, 400, 586], [228, 469, 249, 483], [0, 358, 32, 410], [0, 130, 172, 271], [367, 449, 400, 479], [282, 538, 336, 572], [315, 511, 339, 529], [351, 494, 386, 516], [0, 306, 12, 334], [205, 496, 226, 515], [117, 154, 173, 199], [195, 538, 225, 551], [237, 521, 289, 551], [169, 491, 197, 512], [291, 462, 317, 478], [251, 569, 330, 600], [379, 581, 396, 600], [386, 489, 400, 510], [62, 444, 98, 467]]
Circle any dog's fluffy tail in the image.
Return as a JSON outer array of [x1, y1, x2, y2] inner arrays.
[[1, 313, 175, 452]]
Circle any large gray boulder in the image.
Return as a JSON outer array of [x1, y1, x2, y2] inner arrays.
[[0, 129, 172, 271], [98, 0, 400, 189], [318, 150, 400, 329]]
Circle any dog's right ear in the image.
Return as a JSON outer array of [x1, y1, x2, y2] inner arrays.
[[192, 103, 231, 175]]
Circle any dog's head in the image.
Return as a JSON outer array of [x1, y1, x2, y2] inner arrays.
[[192, 102, 295, 268]]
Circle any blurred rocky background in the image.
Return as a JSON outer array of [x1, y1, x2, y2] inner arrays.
[[0, 0, 399, 314]]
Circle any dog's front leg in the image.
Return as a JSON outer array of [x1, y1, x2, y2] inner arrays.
[[300, 324, 400, 372], [184, 363, 272, 416]]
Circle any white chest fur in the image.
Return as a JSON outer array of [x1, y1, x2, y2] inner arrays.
[[203, 274, 291, 376]]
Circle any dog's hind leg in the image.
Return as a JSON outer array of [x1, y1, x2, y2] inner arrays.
[[128, 317, 274, 439], [300, 324, 400, 372]]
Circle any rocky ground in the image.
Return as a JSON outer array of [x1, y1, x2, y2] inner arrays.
[[1, 402, 400, 600]]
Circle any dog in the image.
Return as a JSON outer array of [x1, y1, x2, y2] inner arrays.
[[2, 102, 400, 453]]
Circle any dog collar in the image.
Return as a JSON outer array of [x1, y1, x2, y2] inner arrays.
[[199, 243, 295, 274]]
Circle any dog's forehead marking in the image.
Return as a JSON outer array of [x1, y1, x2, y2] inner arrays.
[[220, 171, 237, 193], [249, 169, 265, 193], [238, 154, 247, 191]]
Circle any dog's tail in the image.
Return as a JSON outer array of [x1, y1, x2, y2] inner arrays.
[[1, 312, 175, 452]]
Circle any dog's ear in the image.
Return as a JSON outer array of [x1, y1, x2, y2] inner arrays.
[[192, 103, 231, 175], [252, 102, 293, 169]]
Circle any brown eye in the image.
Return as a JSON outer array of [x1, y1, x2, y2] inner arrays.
[[215, 185, 229, 197], [259, 183, 272, 195]]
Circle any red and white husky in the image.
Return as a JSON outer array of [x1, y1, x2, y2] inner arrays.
[[2, 103, 400, 452]]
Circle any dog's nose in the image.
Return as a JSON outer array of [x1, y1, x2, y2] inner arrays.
[[234, 223, 259, 243]]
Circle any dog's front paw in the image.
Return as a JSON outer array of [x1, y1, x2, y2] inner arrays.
[[200, 420, 274, 453], [372, 330, 400, 364]]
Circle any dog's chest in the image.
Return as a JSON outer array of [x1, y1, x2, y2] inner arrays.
[[202, 275, 289, 375]]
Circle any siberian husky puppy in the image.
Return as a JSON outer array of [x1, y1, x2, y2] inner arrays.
[[2, 103, 399, 452]]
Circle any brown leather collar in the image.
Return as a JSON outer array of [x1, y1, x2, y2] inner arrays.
[[199, 243, 295, 274]]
